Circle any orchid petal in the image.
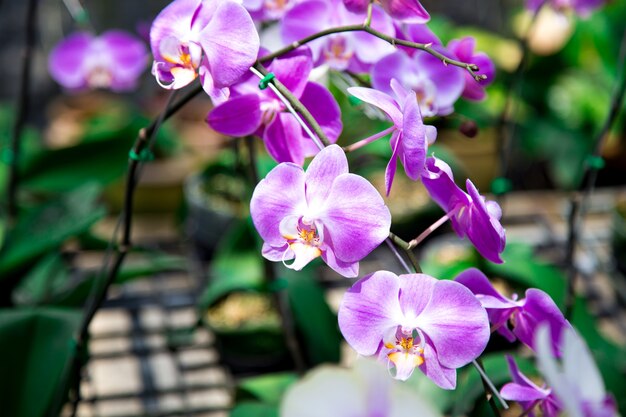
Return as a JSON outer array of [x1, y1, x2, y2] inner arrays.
[[298, 82, 343, 154], [200, 0, 259, 87], [48, 32, 93, 90], [514, 289, 570, 356], [207, 93, 262, 136], [264, 113, 305, 165], [399, 91, 427, 180], [347, 87, 403, 126], [385, 131, 401, 196], [419, 341, 457, 389], [416, 280, 489, 368], [338, 271, 403, 355], [397, 274, 436, 323], [381, 0, 430, 23], [321, 173, 391, 262], [250, 162, 307, 246], [304, 144, 349, 211]]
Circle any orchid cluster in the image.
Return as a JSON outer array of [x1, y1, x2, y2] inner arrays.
[[47, 0, 617, 415]]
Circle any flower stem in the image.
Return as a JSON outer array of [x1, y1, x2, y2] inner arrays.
[[6, 0, 38, 221], [62, 83, 203, 417], [363, 0, 374, 27], [564, 27, 626, 319], [258, 25, 484, 81], [473, 359, 509, 413], [343, 126, 395, 152], [407, 209, 457, 249], [388, 232, 421, 273], [251, 64, 330, 150], [385, 238, 412, 274]]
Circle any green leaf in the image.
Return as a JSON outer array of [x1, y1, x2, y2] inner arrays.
[[0, 183, 106, 276], [199, 219, 265, 309], [483, 242, 566, 304], [230, 402, 278, 417], [13, 251, 187, 307], [282, 266, 342, 366], [236, 372, 298, 404], [420, 239, 481, 280], [0, 307, 81, 417]]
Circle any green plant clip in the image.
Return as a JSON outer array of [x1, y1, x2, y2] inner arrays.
[[491, 177, 513, 195], [258, 72, 276, 90], [585, 155, 605, 170], [1, 148, 13, 164], [268, 277, 288, 292], [128, 148, 155, 162]]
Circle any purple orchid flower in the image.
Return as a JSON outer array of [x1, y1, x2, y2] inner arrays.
[[454, 268, 571, 356], [338, 270, 490, 388], [526, 0, 605, 17], [281, 358, 442, 417], [243, 0, 302, 22], [150, 0, 259, 101], [536, 324, 617, 417], [421, 156, 506, 263], [371, 48, 465, 117], [207, 50, 342, 165], [500, 355, 562, 417], [342, 0, 430, 24], [447, 37, 495, 101], [281, 0, 395, 71], [250, 145, 391, 277], [347, 79, 437, 195], [48, 30, 147, 92]]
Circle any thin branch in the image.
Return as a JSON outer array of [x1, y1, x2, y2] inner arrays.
[[473, 358, 508, 415], [63, 84, 203, 417], [564, 27, 626, 318], [495, 2, 546, 204], [7, 0, 38, 220], [258, 25, 484, 81]]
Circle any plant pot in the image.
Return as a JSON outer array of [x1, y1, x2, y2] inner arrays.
[[203, 291, 293, 375]]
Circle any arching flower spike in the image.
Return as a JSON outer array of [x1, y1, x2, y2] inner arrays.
[[338, 270, 490, 388], [250, 145, 391, 277]]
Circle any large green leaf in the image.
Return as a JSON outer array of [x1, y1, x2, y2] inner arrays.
[[282, 266, 342, 366], [0, 307, 81, 417], [483, 242, 566, 304], [20, 105, 180, 193], [0, 183, 106, 276], [13, 251, 187, 307], [199, 219, 265, 309], [230, 402, 278, 417]]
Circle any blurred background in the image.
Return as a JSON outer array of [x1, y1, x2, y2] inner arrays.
[[0, 0, 625, 416]]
